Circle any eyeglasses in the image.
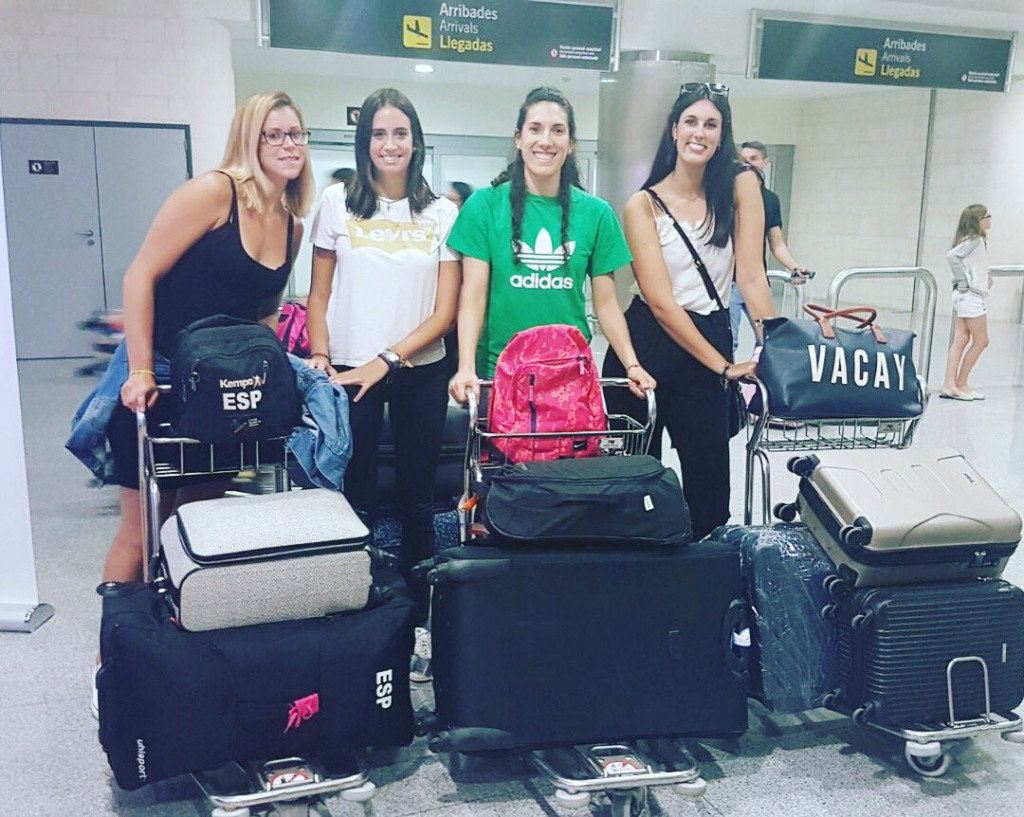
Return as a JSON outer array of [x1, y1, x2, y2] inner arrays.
[[680, 82, 730, 99], [983, 213, 993, 219], [261, 129, 311, 146]]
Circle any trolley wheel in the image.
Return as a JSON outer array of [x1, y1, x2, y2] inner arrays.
[[774, 502, 798, 523], [608, 788, 647, 817], [674, 777, 708, 799], [340, 781, 376, 802], [1002, 728, 1024, 744], [821, 691, 840, 710], [787, 456, 815, 477], [904, 742, 950, 777], [211, 808, 249, 817], [554, 789, 591, 809]]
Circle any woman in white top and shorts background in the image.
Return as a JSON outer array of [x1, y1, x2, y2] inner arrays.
[[941, 204, 993, 401]]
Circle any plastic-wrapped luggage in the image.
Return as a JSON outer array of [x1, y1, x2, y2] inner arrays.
[[428, 540, 748, 753], [786, 448, 1021, 586], [830, 579, 1024, 726], [712, 523, 838, 713], [97, 577, 415, 791]]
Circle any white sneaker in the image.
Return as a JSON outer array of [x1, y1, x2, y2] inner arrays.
[[409, 626, 432, 683]]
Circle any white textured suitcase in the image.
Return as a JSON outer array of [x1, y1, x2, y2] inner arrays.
[[161, 489, 373, 631], [782, 448, 1021, 586]]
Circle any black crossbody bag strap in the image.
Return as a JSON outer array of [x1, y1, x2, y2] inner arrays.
[[645, 188, 725, 313]]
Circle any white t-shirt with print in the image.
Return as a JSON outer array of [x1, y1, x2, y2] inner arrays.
[[312, 187, 459, 367]]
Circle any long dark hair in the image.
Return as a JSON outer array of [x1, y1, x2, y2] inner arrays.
[[644, 89, 743, 248], [347, 88, 436, 219], [492, 87, 584, 264]]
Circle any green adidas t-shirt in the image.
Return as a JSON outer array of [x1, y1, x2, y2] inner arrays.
[[447, 183, 632, 377]]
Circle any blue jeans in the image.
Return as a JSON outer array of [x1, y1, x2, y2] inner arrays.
[[728, 281, 751, 357]]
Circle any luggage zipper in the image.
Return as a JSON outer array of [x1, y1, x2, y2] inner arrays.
[[529, 373, 537, 433]]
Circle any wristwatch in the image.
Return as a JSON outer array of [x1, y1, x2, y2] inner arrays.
[[378, 348, 403, 372]]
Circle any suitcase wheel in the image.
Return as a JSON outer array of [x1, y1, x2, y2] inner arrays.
[[840, 524, 868, 549], [787, 455, 817, 477], [675, 777, 708, 799], [821, 690, 842, 710], [822, 574, 847, 599], [851, 703, 875, 725], [773, 502, 798, 523], [821, 603, 837, 621], [904, 741, 950, 777], [850, 611, 873, 631]]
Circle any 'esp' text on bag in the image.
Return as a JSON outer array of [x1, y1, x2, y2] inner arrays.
[[220, 373, 265, 411], [375, 669, 393, 709], [807, 345, 907, 390]]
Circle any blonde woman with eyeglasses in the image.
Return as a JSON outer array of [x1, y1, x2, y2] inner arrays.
[[68, 91, 314, 589], [940, 204, 994, 401]]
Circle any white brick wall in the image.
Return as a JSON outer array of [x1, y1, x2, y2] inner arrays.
[[0, 1, 235, 175]]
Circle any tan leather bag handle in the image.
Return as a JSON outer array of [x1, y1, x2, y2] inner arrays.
[[802, 303, 887, 343]]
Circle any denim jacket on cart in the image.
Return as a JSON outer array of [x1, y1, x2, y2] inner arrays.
[[285, 354, 353, 492], [65, 341, 171, 483], [66, 344, 352, 491]]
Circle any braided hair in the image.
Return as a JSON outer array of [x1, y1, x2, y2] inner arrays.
[[492, 87, 584, 265]]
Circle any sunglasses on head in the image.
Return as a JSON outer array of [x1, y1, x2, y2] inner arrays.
[[680, 82, 730, 99]]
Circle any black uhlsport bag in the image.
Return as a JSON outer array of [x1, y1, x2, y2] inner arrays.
[[97, 578, 415, 791], [756, 304, 922, 420], [170, 314, 301, 444], [484, 455, 692, 547]]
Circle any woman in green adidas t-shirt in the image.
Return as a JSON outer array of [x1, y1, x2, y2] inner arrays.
[[447, 86, 654, 404]]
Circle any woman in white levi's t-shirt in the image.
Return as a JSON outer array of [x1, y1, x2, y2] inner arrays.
[[306, 88, 460, 628], [602, 84, 776, 540]]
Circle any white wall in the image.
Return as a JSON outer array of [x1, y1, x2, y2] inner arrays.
[[732, 96, 803, 146], [234, 71, 600, 140], [0, 0, 236, 175]]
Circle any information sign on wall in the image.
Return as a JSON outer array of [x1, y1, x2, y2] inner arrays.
[[749, 13, 1014, 93], [268, 0, 614, 71]]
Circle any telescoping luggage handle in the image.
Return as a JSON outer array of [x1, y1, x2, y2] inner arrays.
[[802, 304, 887, 343]]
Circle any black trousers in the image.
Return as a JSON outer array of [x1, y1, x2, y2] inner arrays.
[[339, 359, 449, 625], [603, 298, 732, 540]]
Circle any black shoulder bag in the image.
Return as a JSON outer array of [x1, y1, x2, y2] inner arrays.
[[645, 188, 747, 438]]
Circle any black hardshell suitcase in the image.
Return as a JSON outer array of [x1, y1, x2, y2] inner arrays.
[[833, 579, 1024, 727], [428, 541, 748, 753], [97, 580, 415, 791], [713, 523, 839, 713]]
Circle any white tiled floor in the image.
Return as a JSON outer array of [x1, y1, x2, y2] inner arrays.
[[2, 313, 1024, 816]]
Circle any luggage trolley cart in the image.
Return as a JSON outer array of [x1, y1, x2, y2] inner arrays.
[[135, 396, 376, 817], [456, 379, 708, 815], [743, 266, 940, 527]]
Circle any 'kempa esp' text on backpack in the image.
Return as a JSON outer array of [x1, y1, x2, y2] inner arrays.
[[489, 324, 606, 462]]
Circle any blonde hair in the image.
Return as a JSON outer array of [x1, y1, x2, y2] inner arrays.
[[219, 91, 315, 218], [952, 203, 989, 247]]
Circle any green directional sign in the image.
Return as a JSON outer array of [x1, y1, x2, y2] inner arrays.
[[268, 0, 614, 71], [750, 13, 1014, 93]]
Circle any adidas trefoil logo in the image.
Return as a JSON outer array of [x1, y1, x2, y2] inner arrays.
[[517, 229, 575, 272]]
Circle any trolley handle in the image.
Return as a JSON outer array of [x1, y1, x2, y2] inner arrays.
[[465, 378, 657, 437]]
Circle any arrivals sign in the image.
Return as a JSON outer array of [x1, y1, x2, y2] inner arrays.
[[749, 13, 1014, 93], [268, 0, 614, 71]]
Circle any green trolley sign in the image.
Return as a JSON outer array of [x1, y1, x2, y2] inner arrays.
[[749, 13, 1015, 93]]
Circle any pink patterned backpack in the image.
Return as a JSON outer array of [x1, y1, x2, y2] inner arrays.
[[276, 301, 310, 357], [489, 324, 607, 462]]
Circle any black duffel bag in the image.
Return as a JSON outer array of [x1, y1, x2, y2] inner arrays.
[[169, 314, 301, 443], [484, 455, 692, 547], [756, 304, 922, 421], [97, 577, 415, 791]]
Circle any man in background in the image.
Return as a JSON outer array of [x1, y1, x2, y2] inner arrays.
[[733, 141, 809, 354]]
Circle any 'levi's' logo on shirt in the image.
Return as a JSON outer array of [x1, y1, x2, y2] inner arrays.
[[350, 219, 436, 253]]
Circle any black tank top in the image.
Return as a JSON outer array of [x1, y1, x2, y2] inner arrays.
[[152, 171, 295, 356]]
